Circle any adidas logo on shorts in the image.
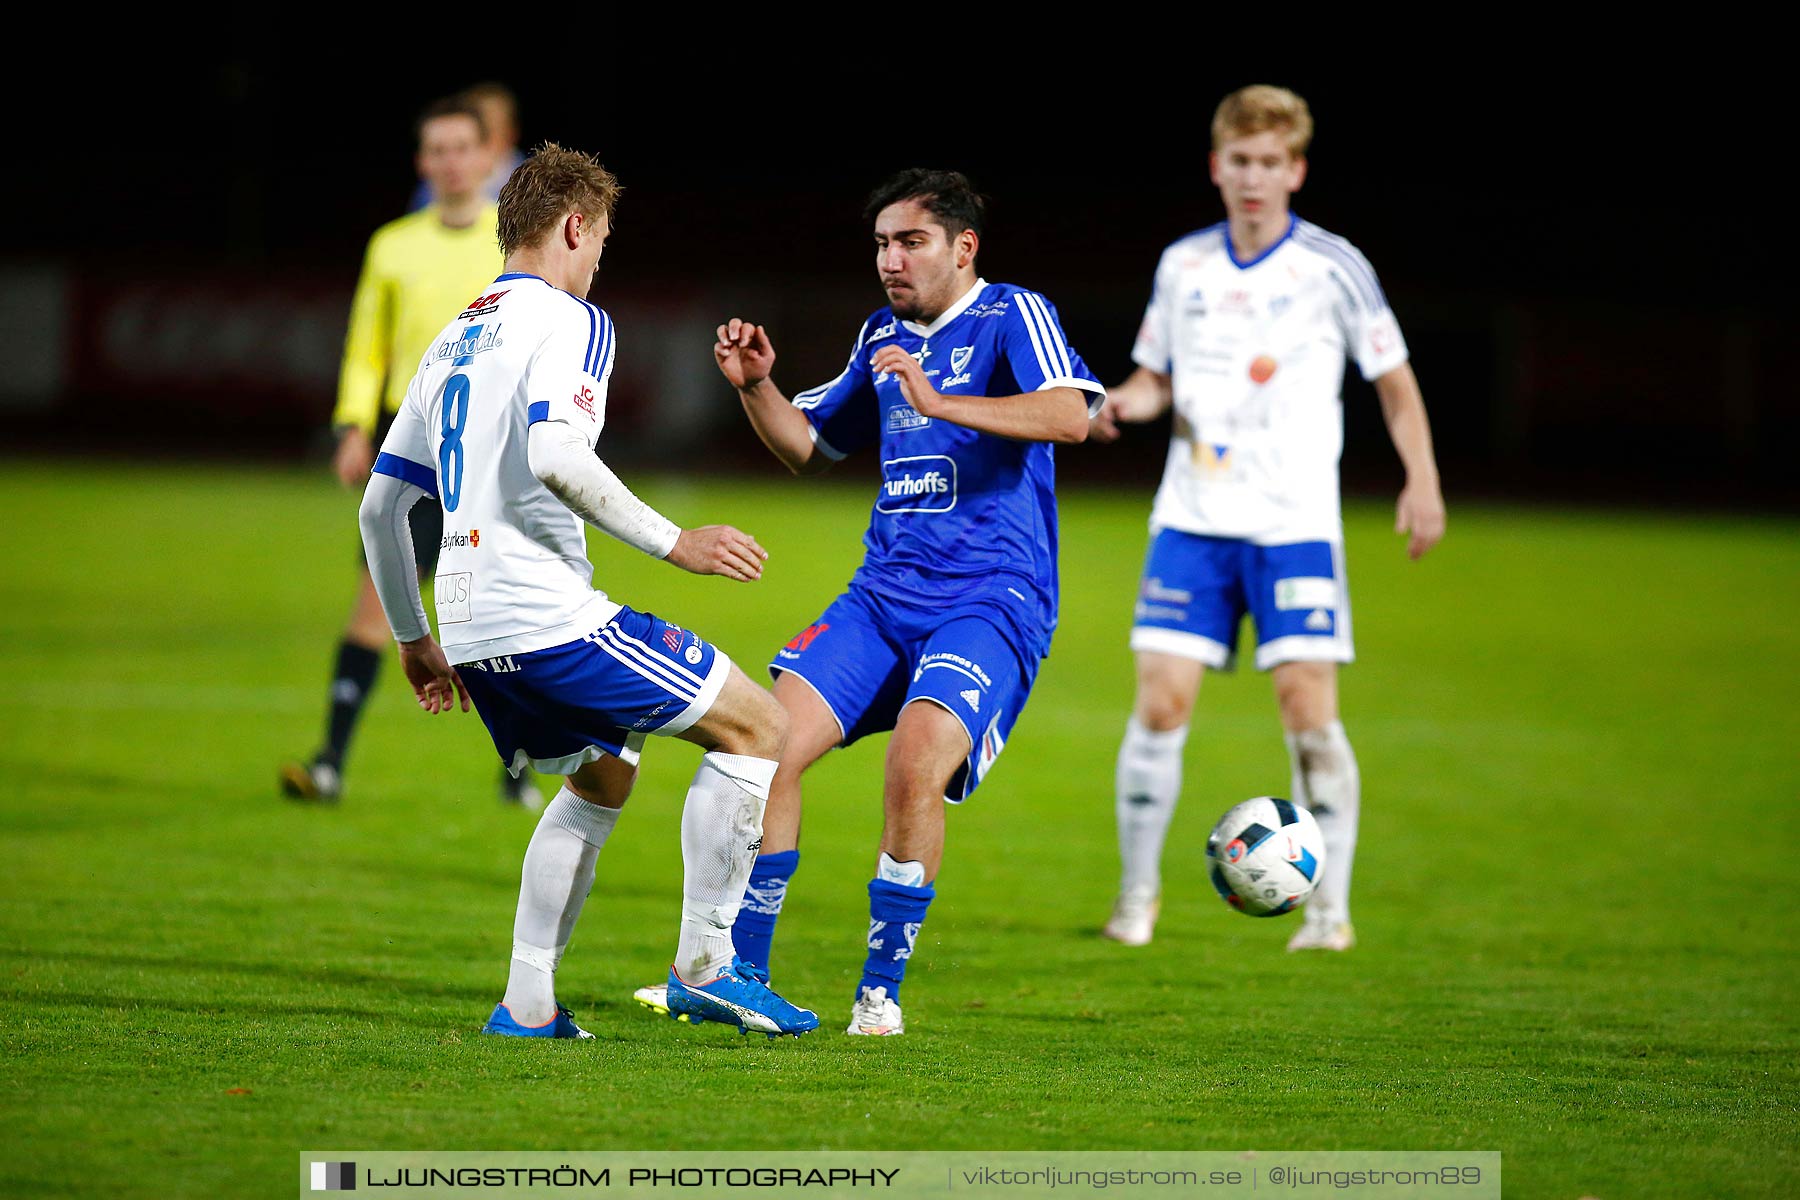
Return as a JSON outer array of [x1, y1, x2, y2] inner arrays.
[[960, 689, 981, 712]]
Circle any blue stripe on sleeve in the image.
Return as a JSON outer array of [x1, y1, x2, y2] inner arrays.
[[596, 312, 614, 378], [372, 452, 439, 499], [528, 401, 551, 424]]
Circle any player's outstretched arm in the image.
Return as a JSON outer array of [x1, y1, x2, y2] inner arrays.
[[868, 345, 1090, 444], [1090, 367, 1174, 443], [1373, 363, 1446, 560], [715, 319, 832, 476], [358, 471, 470, 714], [527, 420, 767, 582]]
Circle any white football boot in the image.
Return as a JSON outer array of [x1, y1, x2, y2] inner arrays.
[[846, 985, 905, 1036], [1286, 916, 1356, 952], [1102, 889, 1160, 946], [632, 983, 671, 1015]]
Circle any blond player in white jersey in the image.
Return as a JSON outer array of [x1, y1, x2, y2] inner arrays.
[[1092, 86, 1446, 952], [358, 144, 818, 1037]]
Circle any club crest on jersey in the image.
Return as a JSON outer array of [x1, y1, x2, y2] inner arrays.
[[941, 345, 974, 387], [458, 289, 510, 319], [878, 455, 957, 514]]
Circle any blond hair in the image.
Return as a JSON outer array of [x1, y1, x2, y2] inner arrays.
[[1211, 85, 1314, 157], [497, 143, 621, 257]]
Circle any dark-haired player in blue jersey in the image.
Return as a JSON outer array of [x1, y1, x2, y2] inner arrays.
[[633, 169, 1102, 1035]]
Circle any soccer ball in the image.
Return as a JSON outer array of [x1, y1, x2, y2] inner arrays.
[[1205, 797, 1327, 917]]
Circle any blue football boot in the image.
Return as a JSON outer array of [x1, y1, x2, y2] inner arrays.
[[480, 1002, 595, 1039], [664, 957, 818, 1038]]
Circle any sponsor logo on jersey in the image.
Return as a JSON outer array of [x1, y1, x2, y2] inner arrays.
[[878, 455, 957, 513], [435, 324, 505, 364], [685, 644, 703, 665], [1221, 289, 1254, 316], [458, 289, 510, 320], [1369, 315, 1400, 356], [440, 529, 481, 551], [915, 651, 992, 688], [887, 399, 932, 432], [663, 628, 683, 653], [1274, 576, 1339, 611], [960, 689, 981, 712], [633, 699, 673, 730], [783, 622, 829, 653], [434, 572, 472, 624], [1195, 442, 1236, 478], [865, 320, 897, 343], [1142, 577, 1192, 604], [573, 385, 596, 417], [966, 300, 1009, 319]]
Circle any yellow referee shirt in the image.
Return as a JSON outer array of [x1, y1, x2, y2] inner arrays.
[[331, 204, 503, 434]]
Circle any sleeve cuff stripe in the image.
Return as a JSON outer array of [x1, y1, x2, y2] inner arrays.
[[372, 452, 439, 499], [527, 401, 551, 424], [807, 422, 846, 462]]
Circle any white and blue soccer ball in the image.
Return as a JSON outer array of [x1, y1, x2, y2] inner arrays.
[[1205, 797, 1326, 917]]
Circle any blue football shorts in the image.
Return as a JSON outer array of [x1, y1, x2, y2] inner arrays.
[[1129, 529, 1353, 671], [457, 605, 730, 777], [769, 585, 1039, 803]]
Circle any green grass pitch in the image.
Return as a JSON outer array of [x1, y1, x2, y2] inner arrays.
[[1, 461, 1795, 1198]]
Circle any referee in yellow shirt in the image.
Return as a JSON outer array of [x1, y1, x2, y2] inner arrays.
[[282, 95, 532, 806]]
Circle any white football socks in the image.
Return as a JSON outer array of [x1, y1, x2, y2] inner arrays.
[[675, 752, 776, 983], [1286, 721, 1360, 924], [1115, 716, 1188, 897], [502, 785, 622, 1027]]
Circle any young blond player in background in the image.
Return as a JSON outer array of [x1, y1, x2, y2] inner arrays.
[[1092, 86, 1446, 952]]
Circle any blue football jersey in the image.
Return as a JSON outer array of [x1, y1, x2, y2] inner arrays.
[[792, 279, 1103, 655]]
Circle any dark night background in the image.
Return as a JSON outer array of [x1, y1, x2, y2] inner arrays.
[[4, 46, 1789, 507]]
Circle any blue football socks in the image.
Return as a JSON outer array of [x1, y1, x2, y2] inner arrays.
[[732, 849, 799, 976], [859, 876, 935, 1001]]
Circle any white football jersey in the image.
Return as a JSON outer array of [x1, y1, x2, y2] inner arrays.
[[373, 271, 621, 662], [1132, 216, 1409, 545]]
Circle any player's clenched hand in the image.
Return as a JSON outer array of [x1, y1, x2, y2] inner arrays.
[[1396, 480, 1446, 560], [714, 319, 776, 390], [1089, 395, 1125, 443], [398, 637, 471, 715], [667, 525, 768, 582], [333, 427, 375, 488], [870, 345, 942, 416]]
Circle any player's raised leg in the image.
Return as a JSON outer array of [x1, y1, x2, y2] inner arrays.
[[660, 664, 820, 1036], [1273, 661, 1359, 951], [630, 672, 841, 1017], [1106, 650, 1205, 946], [482, 751, 636, 1038]]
